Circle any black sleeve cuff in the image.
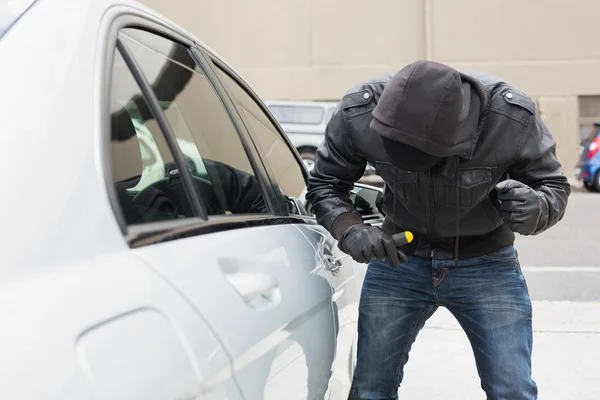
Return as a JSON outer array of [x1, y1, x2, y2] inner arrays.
[[331, 212, 364, 239]]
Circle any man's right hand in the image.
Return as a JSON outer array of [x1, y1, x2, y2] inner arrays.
[[338, 224, 408, 268]]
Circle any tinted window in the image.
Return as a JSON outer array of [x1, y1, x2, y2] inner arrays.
[[119, 30, 268, 217], [269, 105, 324, 125], [109, 51, 194, 224], [216, 69, 307, 212]]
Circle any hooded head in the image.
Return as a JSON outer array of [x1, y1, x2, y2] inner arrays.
[[370, 61, 481, 171]]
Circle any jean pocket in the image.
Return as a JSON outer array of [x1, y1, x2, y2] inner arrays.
[[480, 245, 517, 262]]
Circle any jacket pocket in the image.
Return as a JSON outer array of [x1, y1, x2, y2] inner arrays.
[[444, 167, 492, 208], [375, 162, 418, 201]]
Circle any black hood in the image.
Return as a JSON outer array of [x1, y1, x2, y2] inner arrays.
[[370, 61, 489, 170]]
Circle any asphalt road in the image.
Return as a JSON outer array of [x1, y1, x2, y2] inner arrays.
[[515, 191, 600, 301]]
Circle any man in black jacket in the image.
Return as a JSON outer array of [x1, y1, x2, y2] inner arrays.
[[306, 61, 570, 400]]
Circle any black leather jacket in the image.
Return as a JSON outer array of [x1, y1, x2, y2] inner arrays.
[[306, 71, 571, 260]]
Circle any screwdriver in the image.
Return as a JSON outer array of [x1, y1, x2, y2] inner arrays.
[[393, 231, 414, 247], [332, 231, 414, 263]]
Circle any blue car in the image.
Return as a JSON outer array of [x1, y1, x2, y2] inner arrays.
[[575, 123, 600, 192]]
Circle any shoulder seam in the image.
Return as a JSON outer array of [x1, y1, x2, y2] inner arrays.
[[488, 107, 530, 127]]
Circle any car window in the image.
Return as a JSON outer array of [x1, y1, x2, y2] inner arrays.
[[586, 125, 600, 142], [119, 29, 268, 217], [215, 68, 308, 213], [268, 105, 324, 125], [109, 50, 195, 224]]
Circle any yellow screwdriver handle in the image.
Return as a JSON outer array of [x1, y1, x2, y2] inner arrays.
[[392, 231, 414, 247]]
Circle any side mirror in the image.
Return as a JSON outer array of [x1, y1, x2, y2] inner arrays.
[[350, 184, 384, 217]]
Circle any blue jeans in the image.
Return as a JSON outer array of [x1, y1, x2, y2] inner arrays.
[[351, 245, 537, 400]]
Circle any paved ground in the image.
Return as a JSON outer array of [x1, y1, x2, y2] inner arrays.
[[401, 302, 600, 399], [398, 191, 600, 399]]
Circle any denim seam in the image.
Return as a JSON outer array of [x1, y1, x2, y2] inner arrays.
[[479, 255, 518, 262], [433, 267, 448, 287], [394, 305, 435, 390], [515, 258, 529, 292], [433, 283, 441, 306]]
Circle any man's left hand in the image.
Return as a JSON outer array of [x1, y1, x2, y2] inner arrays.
[[495, 179, 545, 235]]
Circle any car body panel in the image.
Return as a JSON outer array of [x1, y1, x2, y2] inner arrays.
[[575, 152, 600, 185], [0, 0, 131, 269], [293, 223, 362, 398], [0, 253, 241, 400], [575, 128, 600, 190], [133, 224, 338, 399]]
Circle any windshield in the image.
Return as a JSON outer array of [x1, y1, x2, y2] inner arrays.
[[0, 0, 37, 39]]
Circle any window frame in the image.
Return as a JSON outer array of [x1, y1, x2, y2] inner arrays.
[[115, 37, 206, 219], [99, 11, 297, 247], [187, 46, 286, 216], [205, 56, 312, 218]]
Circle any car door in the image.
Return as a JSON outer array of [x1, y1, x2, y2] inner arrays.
[[212, 62, 366, 399], [112, 26, 340, 400]]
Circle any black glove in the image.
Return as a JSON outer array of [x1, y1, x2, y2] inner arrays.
[[338, 224, 408, 268], [496, 179, 546, 235]]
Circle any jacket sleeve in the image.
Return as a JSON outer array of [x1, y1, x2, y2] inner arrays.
[[508, 112, 571, 234], [306, 104, 368, 238]]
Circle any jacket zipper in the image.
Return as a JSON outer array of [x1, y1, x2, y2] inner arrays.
[[428, 168, 437, 239]]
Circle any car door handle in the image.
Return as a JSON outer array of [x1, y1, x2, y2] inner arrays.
[[322, 254, 342, 273], [224, 272, 281, 311]]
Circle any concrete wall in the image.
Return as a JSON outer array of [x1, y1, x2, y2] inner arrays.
[[142, 0, 600, 175]]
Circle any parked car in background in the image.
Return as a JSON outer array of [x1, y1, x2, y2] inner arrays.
[[265, 100, 380, 185], [0, 0, 390, 398], [264, 100, 337, 171], [575, 122, 600, 192]]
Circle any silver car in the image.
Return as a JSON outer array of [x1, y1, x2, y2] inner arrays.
[[0, 0, 385, 399]]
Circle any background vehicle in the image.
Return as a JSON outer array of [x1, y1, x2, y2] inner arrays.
[[264, 100, 337, 171], [0, 0, 387, 398], [265, 100, 380, 186], [575, 122, 600, 191]]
